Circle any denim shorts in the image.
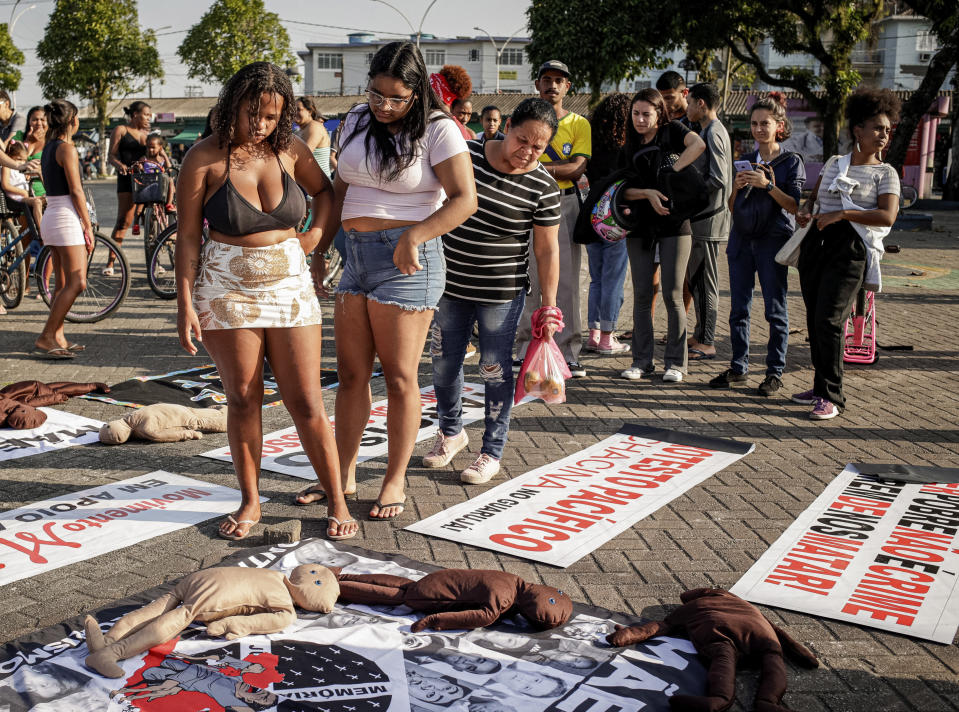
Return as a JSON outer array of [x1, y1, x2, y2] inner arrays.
[[336, 226, 446, 311]]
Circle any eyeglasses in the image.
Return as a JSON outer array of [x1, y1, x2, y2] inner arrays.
[[366, 87, 415, 110]]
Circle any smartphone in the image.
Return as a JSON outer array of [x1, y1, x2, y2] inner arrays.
[[734, 160, 753, 172]]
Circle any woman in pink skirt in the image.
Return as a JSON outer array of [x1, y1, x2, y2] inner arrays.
[[33, 99, 93, 359]]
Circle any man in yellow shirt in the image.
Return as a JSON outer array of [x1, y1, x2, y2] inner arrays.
[[515, 60, 592, 377]]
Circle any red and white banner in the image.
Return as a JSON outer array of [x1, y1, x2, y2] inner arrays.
[[0, 408, 102, 463], [200, 383, 501, 479], [0, 473, 253, 587], [731, 465, 959, 643], [407, 425, 754, 567]]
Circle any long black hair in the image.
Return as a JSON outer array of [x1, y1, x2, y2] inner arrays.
[[43, 99, 77, 141], [212, 62, 295, 152], [340, 41, 448, 182]]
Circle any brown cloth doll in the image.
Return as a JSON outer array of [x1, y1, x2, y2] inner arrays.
[[84, 565, 338, 678], [334, 569, 572, 632], [0, 380, 109, 429], [606, 588, 818, 712], [99, 403, 228, 444]]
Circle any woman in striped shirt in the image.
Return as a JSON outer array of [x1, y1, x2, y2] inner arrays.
[[423, 98, 562, 485]]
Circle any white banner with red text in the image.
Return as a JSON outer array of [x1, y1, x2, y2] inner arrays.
[[731, 465, 959, 643], [0, 408, 102, 463], [0, 472, 254, 587], [406, 425, 754, 567], [200, 383, 516, 479]]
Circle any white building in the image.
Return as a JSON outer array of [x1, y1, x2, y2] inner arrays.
[[298, 34, 535, 96]]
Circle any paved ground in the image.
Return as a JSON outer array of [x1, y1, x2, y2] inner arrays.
[[1, 180, 957, 711]]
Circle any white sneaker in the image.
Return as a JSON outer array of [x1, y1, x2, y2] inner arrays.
[[460, 453, 501, 484], [621, 366, 653, 381], [663, 368, 683, 383], [422, 430, 468, 468]]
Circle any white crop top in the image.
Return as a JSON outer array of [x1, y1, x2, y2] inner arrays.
[[337, 107, 468, 222]]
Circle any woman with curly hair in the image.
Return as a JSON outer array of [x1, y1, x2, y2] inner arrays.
[[582, 93, 632, 355], [794, 89, 900, 420], [304, 42, 475, 520], [430, 64, 475, 139], [174, 62, 354, 540]]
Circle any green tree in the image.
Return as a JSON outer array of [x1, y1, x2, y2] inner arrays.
[[0, 24, 24, 91], [526, 0, 673, 105], [37, 0, 162, 175], [178, 0, 296, 85], [885, 0, 958, 177], [679, 0, 885, 158]]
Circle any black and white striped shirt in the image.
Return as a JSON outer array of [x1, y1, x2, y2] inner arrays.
[[443, 140, 561, 303]]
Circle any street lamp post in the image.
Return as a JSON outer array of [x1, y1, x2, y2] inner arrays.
[[473, 25, 525, 93], [370, 0, 439, 47]]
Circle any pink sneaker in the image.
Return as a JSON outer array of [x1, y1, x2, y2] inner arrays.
[[422, 430, 468, 468], [597, 334, 630, 355], [810, 397, 839, 420], [460, 453, 501, 484]]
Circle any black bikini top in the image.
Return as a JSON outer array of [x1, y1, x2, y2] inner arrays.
[[203, 144, 306, 237]]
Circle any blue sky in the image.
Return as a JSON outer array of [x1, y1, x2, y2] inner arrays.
[[10, 0, 532, 109]]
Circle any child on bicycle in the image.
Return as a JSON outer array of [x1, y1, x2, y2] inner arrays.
[[131, 135, 175, 234], [1, 140, 45, 283]]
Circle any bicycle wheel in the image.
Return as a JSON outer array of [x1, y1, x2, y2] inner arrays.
[[0, 219, 25, 309], [148, 221, 178, 299], [322, 248, 342, 290], [900, 185, 918, 211], [37, 232, 131, 322]]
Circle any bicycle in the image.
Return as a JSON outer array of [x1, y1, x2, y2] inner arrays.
[[132, 171, 172, 271], [35, 188, 131, 323], [298, 206, 343, 290], [0, 214, 26, 310], [148, 220, 212, 299]]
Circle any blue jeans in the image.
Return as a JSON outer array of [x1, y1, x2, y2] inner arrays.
[[431, 292, 525, 459], [726, 233, 789, 377], [586, 239, 628, 332]]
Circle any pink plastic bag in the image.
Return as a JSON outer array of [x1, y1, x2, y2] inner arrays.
[[514, 306, 571, 405]]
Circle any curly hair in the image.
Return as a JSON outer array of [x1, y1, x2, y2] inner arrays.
[[590, 93, 631, 153], [212, 62, 294, 152], [751, 94, 792, 140], [439, 64, 472, 99], [845, 88, 900, 139]]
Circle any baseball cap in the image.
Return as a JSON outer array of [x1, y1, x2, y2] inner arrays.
[[538, 60, 570, 79]]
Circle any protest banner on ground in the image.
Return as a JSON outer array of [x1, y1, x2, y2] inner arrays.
[[731, 465, 959, 644], [0, 408, 102, 463], [0, 539, 708, 711], [78, 363, 363, 409], [0, 472, 254, 587], [200, 383, 493, 479], [407, 425, 754, 567]]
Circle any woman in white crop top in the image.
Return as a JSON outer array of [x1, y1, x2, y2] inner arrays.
[[302, 41, 476, 520]]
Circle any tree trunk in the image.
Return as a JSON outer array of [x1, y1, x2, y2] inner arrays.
[[96, 93, 108, 180], [945, 84, 959, 201], [820, 101, 843, 161], [886, 45, 958, 172]]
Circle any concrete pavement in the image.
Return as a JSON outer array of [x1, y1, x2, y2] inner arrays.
[[1, 180, 957, 710]]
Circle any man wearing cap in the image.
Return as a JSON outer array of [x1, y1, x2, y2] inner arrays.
[[515, 60, 591, 378]]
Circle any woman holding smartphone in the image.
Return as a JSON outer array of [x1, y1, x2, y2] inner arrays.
[[708, 94, 805, 396]]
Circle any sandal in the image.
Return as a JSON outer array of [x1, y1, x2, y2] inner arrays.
[[293, 485, 356, 506], [218, 514, 259, 541], [327, 516, 358, 541], [688, 348, 716, 361], [370, 499, 406, 520]]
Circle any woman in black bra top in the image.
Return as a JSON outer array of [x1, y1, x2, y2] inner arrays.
[[175, 62, 355, 542], [106, 101, 151, 273]]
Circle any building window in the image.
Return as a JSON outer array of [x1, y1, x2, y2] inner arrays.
[[424, 49, 445, 66], [316, 53, 343, 70], [916, 30, 937, 52], [500, 48, 523, 66], [468, 49, 480, 62]]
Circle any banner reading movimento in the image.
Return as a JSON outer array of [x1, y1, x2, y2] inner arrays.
[[730, 465, 959, 644], [0, 472, 254, 587], [199, 383, 492, 479], [406, 425, 754, 567], [0, 408, 102, 463]]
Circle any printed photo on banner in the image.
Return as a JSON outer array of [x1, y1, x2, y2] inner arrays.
[[0, 408, 102, 463], [407, 425, 754, 567], [731, 465, 959, 643], [0, 539, 708, 712], [0, 472, 257, 587], [200, 383, 498, 479]]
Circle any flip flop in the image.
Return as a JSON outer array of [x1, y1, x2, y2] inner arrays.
[[67, 343, 86, 352], [327, 516, 358, 541], [688, 348, 716, 361], [370, 499, 406, 520], [293, 486, 357, 506], [218, 514, 259, 541], [31, 347, 76, 360]]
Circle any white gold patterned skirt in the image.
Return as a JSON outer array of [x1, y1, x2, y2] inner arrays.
[[193, 237, 323, 331]]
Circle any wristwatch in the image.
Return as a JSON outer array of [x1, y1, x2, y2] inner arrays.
[[765, 181, 774, 192]]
